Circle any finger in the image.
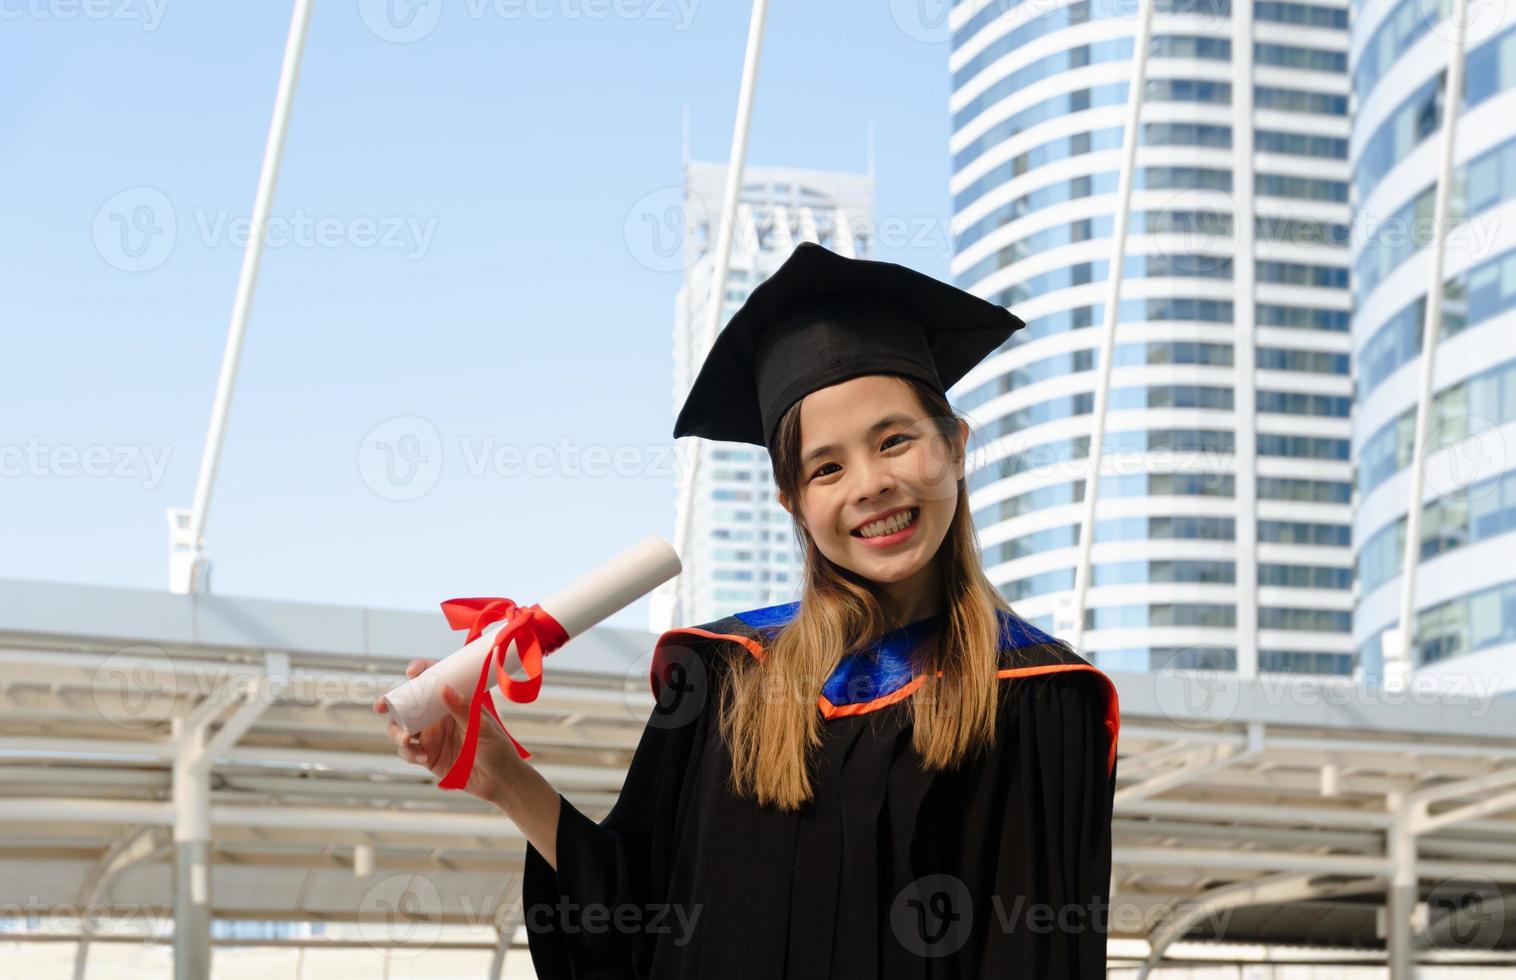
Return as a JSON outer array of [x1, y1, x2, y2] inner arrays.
[[388, 721, 415, 750], [406, 658, 436, 679], [441, 684, 472, 723], [372, 697, 388, 715]]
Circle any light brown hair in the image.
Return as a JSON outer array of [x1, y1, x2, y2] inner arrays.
[[718, 376, 1052, 810]]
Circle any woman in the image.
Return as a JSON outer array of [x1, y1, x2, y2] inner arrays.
[[377, 241, 1120, 977]]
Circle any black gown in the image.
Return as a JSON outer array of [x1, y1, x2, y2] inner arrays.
[[522, 602, 1120, 979]]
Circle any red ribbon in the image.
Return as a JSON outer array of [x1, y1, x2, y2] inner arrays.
[[434, 597, 569, 790]]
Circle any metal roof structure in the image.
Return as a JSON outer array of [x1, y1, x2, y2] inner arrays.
[[4, 576, 1516, 977]]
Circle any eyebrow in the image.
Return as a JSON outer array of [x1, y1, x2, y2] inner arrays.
[[801, 413, 919, 465]]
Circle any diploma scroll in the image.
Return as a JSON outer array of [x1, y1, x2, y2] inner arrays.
[[381, 534, 682, 734]]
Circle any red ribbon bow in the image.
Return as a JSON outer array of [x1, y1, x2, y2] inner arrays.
[[434, 597, 569, 790]]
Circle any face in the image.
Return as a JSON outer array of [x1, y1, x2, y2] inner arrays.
[[777, 375, 968, 612]]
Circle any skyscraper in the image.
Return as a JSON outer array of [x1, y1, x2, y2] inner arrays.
[[653, 160, 874, 629], [1348, 1, 1516, 688], [947, 0, 1356, 676]]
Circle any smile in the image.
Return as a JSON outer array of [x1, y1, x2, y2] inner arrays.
[[851, 507, 919, 542]]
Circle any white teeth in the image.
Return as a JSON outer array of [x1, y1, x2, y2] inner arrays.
[[858, 508, 917, 539]]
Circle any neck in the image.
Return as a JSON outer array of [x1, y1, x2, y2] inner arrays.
[[876, 564, 943, 626]]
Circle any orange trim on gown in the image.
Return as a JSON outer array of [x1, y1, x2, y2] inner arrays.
[[652, 625, 1121, 777]]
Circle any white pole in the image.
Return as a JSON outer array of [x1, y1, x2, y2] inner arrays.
[[668, 0, 770, 629], [175, 0, 315, 592], [700, 0, 768, 355], [1386, 791, 1418, 979], [1388, 0, 1469, 690], [1069, 0, 1156, 652], [172, 721, 213, 980], [1227, 0, 1261, 679]]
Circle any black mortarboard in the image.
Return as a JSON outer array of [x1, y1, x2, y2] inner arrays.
[[672, 241, 1025, 452]]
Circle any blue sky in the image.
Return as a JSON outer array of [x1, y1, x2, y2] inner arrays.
[[1, 0, 956, 630]]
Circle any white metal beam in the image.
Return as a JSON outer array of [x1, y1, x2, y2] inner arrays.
[[1411, 765, 1516, 809], [0, 797, 524, 841], [1067, 0, 1156, 651], [1421, 785, 1516, 834], [1120, 798, 1394, 829], [1136, 874, 1382, 980], [1387, 0, 1471, 689], [1118, 739, 1213, 775], [1387, 791, 1418, 980], [196, 653, 288, 769], [1115, 845, 1390, 876], [668, 0, 771, 630], [170, 0, 315, 596], [1228, 0, 1261, 680], [1116, 723, 1264, 805], [73, 825, 172, 980]]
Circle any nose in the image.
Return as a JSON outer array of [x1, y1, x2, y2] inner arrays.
[[851, 454, 897, 505]]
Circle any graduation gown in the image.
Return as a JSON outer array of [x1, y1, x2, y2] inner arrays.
[[522, 602, 1120, 979]]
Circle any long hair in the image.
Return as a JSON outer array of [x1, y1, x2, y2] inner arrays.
[[718, 375, 1044, 811]]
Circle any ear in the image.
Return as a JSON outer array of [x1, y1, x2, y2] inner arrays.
[[777, 488, 802, 526], [954, 419, 969, 481]]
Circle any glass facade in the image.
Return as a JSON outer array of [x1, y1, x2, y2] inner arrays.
[[1417, 578, 1516, 665], [1357, 353, 1516, 498], [950, 0, 1353, 674], [1349, 0, 1516, 677], [1354, 132, 1516, 302], [1358, 469, 1516, 595]]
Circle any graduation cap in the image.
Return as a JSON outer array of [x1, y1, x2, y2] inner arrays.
[[673, 241, 1024, 452]]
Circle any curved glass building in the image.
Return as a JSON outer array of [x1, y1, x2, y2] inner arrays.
[[1348, 0, 1516, 688], [948, 0, 1356, 676]]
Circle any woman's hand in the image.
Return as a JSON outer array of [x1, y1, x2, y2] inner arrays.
[[372, 657, 564, 869], [372, 658, 530, 810]]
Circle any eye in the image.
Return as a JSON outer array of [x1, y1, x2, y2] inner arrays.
[[809, 462, 839, 481], [882, 433, 913, 450]]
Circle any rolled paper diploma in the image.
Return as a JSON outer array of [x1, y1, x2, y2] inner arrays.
[[381, 534, 682, 733]]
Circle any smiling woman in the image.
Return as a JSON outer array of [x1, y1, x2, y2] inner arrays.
[[397, 241, 1120, 978], [777, 376, 964, 625], [516, 241, 1120, 977]]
